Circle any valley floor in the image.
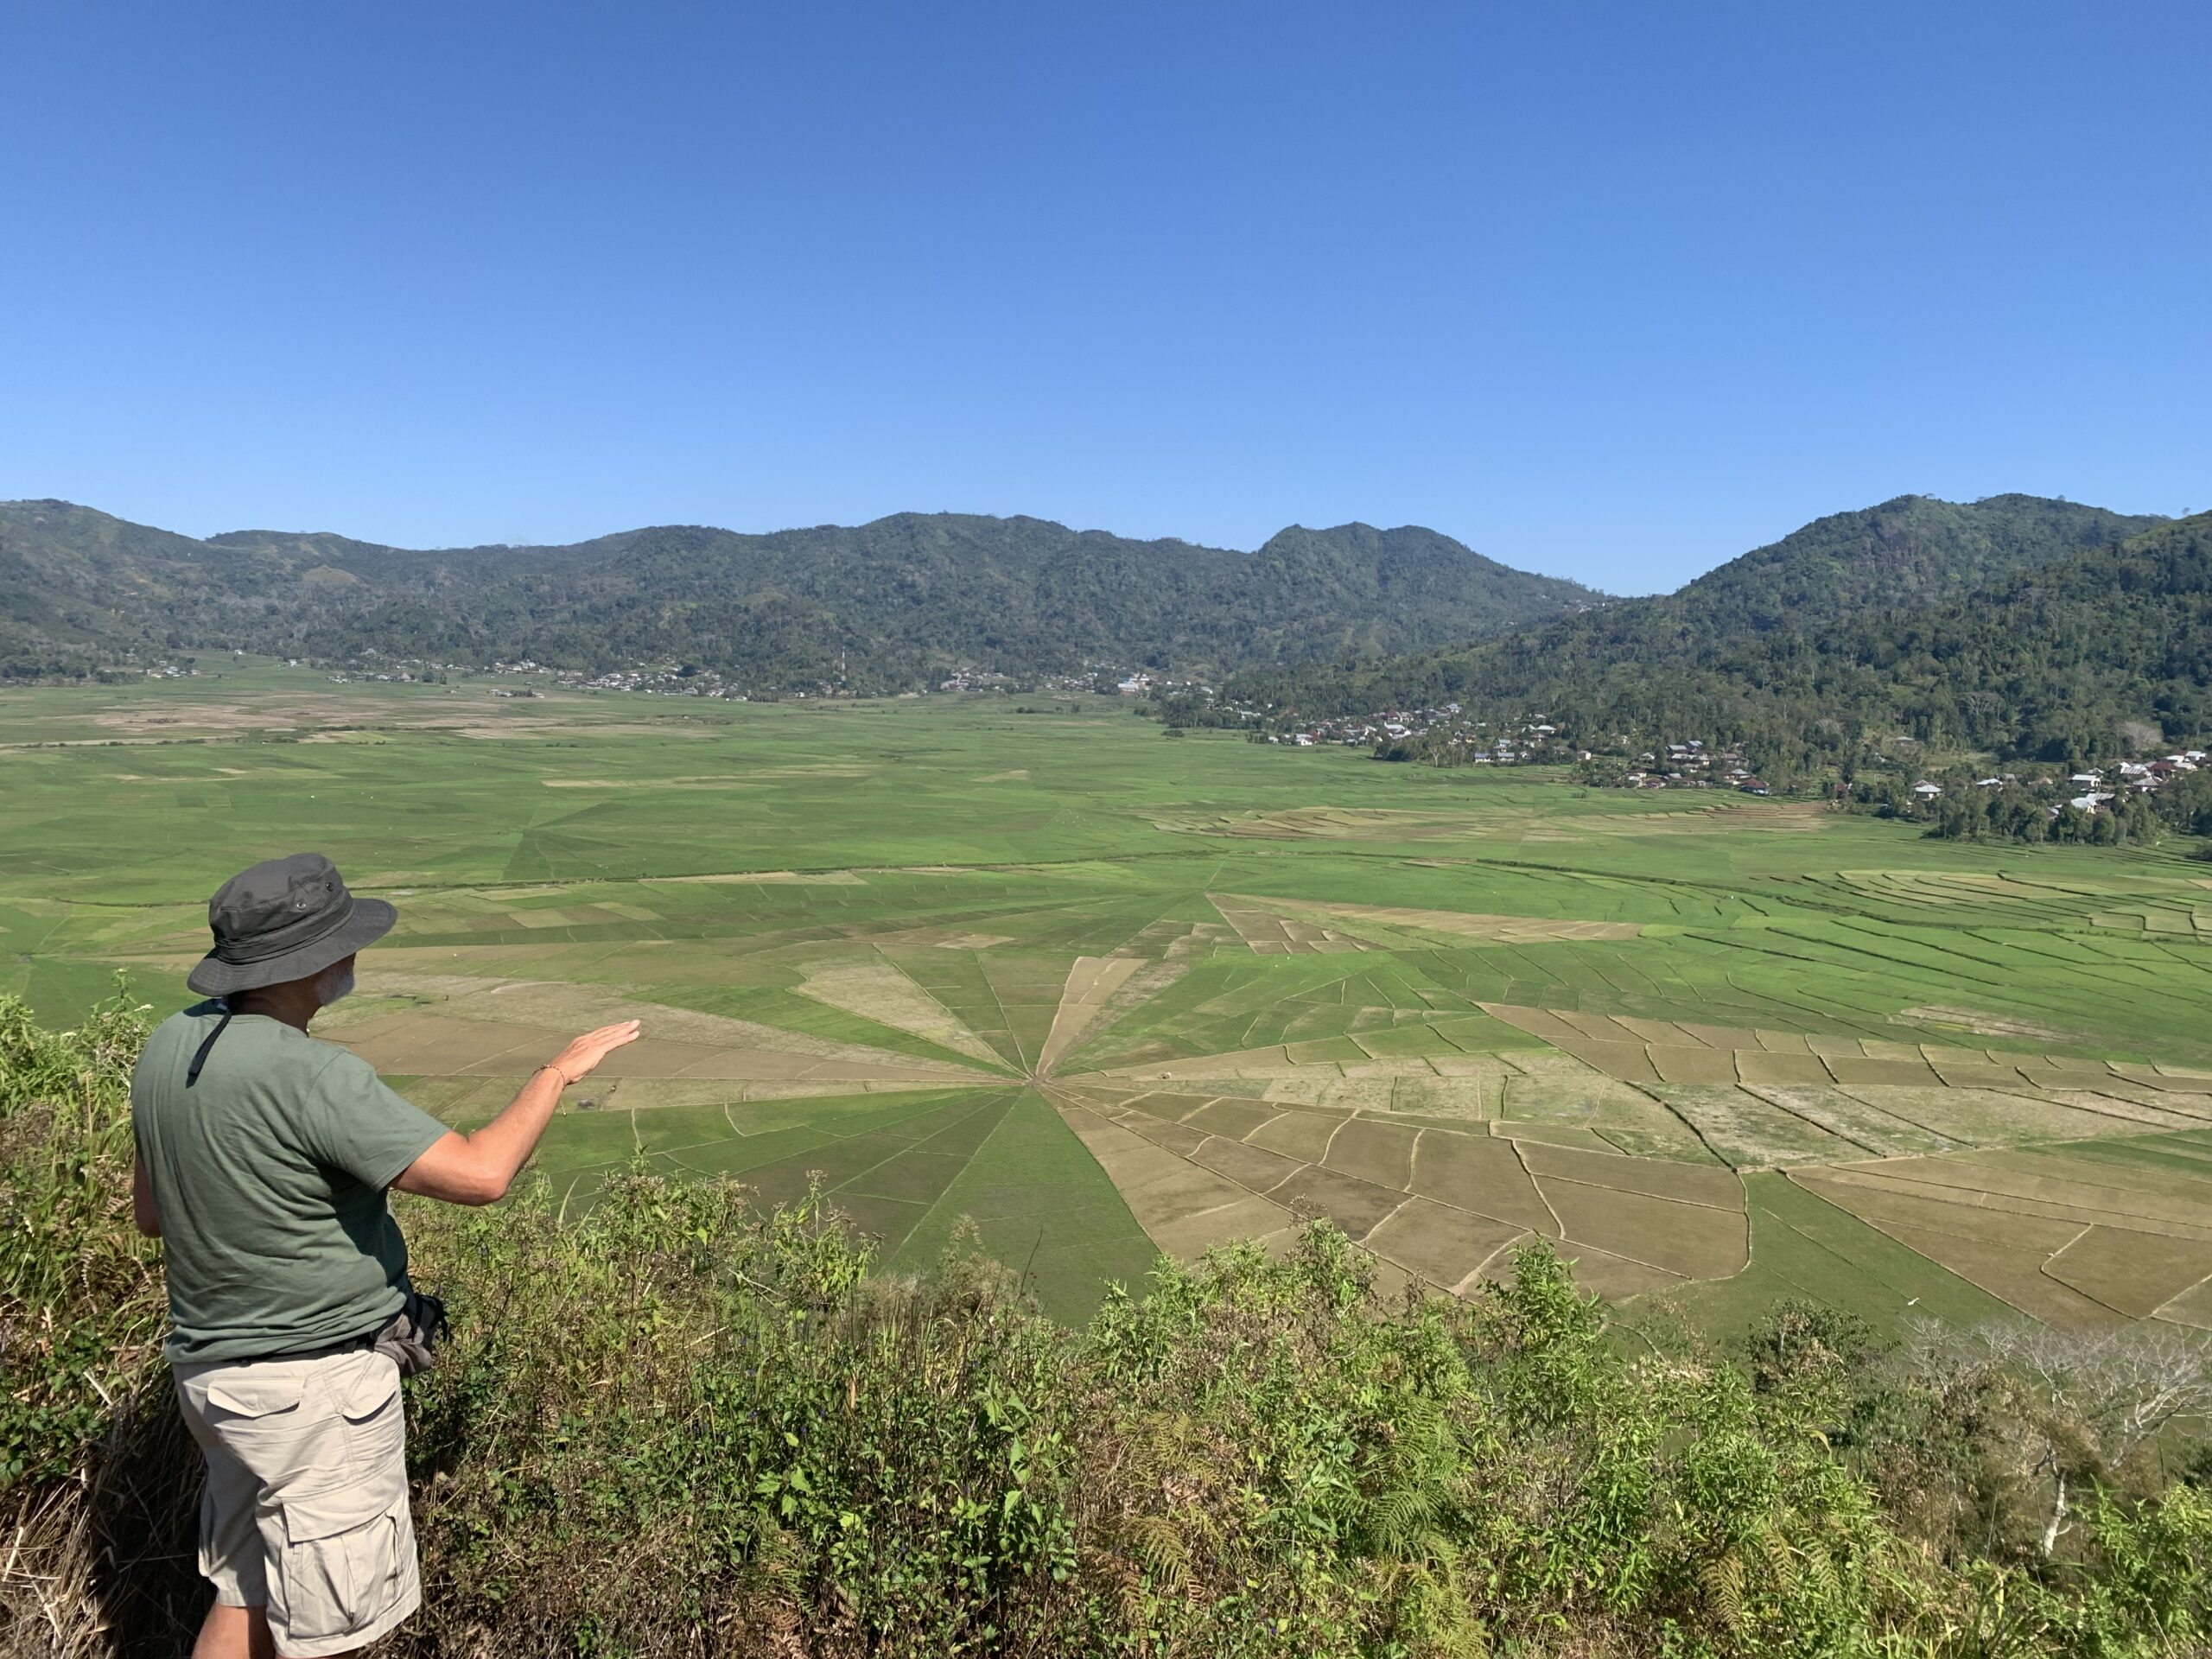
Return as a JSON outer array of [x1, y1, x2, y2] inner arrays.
[[6, 662, 2211, 1332]]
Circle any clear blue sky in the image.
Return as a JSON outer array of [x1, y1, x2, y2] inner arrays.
[[2, 2, 2204, 592]]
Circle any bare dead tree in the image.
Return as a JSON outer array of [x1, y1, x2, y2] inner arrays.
[[1904, 1316, 2212, 1555]]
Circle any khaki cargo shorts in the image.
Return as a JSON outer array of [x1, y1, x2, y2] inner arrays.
[[173, 1348, 420, 1657]]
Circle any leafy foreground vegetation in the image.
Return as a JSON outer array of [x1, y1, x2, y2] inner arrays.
[[7, 994, 2212, 1658]]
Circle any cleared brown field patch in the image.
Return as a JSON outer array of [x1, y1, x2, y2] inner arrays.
[[1822, 1057, 1943, 1087], [1742, 1086, 1962, 1156], [84, 693, 496, 737], [2001, 1147, 2212, 1211], [1244, 1109, 1344, 1163], [1898, 1006, 2075, 1042], [1189, 1135, 1308, 1192], [1114, 1115, 1211, 1158], [1497, 1056, 1671, 1123], [1822, 1154, 2212, 1240], [1649, 1046, 1738, 1085], [1516, 1142, 1743, 1210], [2110, 1064, 2212, 1097], [1208, 896, 1367, 955], [1866, 1221, 2119, 1326], [1680, 1023, 1766, 1051], [1478, 1004, 1586, 1044], [1650, 1084, 1863, 1166], [451, 721, 720, 741], [1491, 1121, 1631, 1155], [1322, 1119, 1421, 1189], [1554, 1039, 1662, 1082], [2159, 1277, 2212, 1330], [330, 1015, 952, 1086], [2058, 1081, 2212, 1124], [1036, 955, 1143, 1072], [1184, 1098, 1282, 1139], [1848, 1084, 2181, 1145], [1916, 1045, 1989, 1068], [1782, 1166, 2166, 1323], [1557, 1244, 1685, 1300], [791, 959, 1006, 1067], [1111, 1090, 1213, 1121], [1054, 1104, 1294, 1259], [1266, 1165, 1404, 1238], [1286, 1038, 1372, 1066], [435, 980, 978, 1071], [326, 1014, 562, 1074], [1225, 894, 1641, 945], [1554, 1010, 1637, 1042], [1861, 1039, 1936, 1066], [1541, 1180, 1749, 1281], [1362, 1199, 1527, 1290], [2014, 1060, 2122, 1093], [1735, 1050, 1833, 1087], [1796, 1168, 2126, 1237], [1793, 1171, 2088, 1251], [1154, 806, 1478, 842], [668, 1051, 965, 1084], [1300, 1077, 1413, 1112], [1927, 1062, 2040, 1091], [1408, 1133, 1557, 1232], [1094, 1045, 1297, 1080], [1597, 1117, 1726, 1163], [1389, 1067, 1507, 1120], [2044, 1227, 2212, 1319]]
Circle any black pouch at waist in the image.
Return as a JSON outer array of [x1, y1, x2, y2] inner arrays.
[[372, 1288, 448, 1379]]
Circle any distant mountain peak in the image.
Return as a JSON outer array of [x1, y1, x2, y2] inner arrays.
[[0, 499, 1598, 688]]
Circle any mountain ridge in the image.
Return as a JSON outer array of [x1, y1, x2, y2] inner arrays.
[[0, 500, 1604, 690], [1228, 493, 2166, 715], [1232, 498, 2211, 770]]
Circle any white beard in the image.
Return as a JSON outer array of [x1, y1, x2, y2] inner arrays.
[[315, 962, 356, 1006]]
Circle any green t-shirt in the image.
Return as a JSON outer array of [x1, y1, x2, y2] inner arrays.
[[130, 1002, 450, 1364]]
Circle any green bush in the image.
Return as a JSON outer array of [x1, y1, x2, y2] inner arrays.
[[0, 982, 162, 1489], [4, 992, 2211, 1657]]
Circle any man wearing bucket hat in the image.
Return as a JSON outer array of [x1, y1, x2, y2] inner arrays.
[[130, 853, 639, 1658]]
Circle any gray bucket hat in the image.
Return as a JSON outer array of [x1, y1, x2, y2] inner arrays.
[[186, 853, 397, 997]]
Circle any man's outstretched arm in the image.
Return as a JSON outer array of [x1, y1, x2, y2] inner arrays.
[[394, 1020, 640, 1205]]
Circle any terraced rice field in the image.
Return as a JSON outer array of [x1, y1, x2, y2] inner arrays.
[[4, 662, 2211, 1327]]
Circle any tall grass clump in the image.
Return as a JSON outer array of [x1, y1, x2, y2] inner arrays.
[[5, 989, 2212, 1657]]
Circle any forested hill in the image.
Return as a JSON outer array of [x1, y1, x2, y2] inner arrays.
[[0, 502, 1603, 690], [1230, 494, 2172, 746]]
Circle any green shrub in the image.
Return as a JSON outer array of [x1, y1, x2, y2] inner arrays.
[[0, 982, 161, 1488]]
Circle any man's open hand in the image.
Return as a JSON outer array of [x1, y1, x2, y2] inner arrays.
[[399, 1020, 647, 1205], [550, 1020, 642, 1084]]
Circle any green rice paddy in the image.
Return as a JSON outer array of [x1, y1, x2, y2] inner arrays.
[[6, 661, 2211, 1328]]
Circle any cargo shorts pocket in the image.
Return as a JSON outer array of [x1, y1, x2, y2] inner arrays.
[[337, 1354, 404, 1465], [274, 1472, 413, 1647]]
